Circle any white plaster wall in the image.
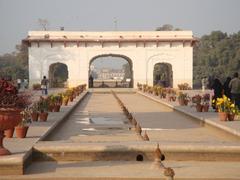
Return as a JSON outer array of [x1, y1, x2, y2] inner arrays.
[[28, 31, 193, 89]]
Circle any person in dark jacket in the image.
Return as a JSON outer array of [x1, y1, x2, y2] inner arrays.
[[229, 72, 240, 108], [223, 77, 232, 99], [211, 78, 223, 109]]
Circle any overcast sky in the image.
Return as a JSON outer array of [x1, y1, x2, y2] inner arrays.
[[0, 0, 240, 55]]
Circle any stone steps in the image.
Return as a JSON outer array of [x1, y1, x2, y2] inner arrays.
[[2, 161, 240, 180], [32, 141, 240, 162]]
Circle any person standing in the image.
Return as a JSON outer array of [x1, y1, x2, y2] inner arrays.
[[201, 77, 208, 92], [17, 78, 21, 90], [223, 77, 232, 99], [229, 72, 240, 108], [41, 76, 49, 95], [89, 75, 93, 88], [211, 78, 223, 110]]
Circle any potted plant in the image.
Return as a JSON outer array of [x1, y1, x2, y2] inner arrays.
[[214, 95, 237, 121], [177, 92, 189, 106], [62, 93, 69, 106], [202, 93, 210, 112], [228, 103, 239, 121], [178, 83, 191, 90], [46, 95, 54, 112], [143, 84, 148, 92], [30, 102, 39, 121], [15, 107, 32, 138], [137, 83, 142, 91], [38, 96, 49, 122], [66, 89, 74, 102], [153, 85, 159, 96], [51, 94, 62, 112], [192, 94, 202, 112], [161, 88, 167, 99], [166, 88, 176, 102], [0, 79, 31, 155]]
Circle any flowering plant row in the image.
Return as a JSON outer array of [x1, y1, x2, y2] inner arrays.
[[0, 79, 31, 109]]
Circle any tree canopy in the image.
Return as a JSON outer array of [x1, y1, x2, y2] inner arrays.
[[193, 31, 240, 88], [156, 24, 182, 31], [0, 44, 28, 80]]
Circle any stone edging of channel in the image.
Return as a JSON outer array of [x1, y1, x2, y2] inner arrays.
[[137, 91, 240, 138]]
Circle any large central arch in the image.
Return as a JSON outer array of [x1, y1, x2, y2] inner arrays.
[[88, 54, 133, 88]]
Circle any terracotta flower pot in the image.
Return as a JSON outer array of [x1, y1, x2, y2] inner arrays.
[[196, 104, 203, 112], [0, 108, 22, 155], [202, 104, 209, 112], [63, 99, 69, 106], [31, 112, 39, 121], [39, 112, 48, 122], [227, 113, 235, 121], [15, 126, 29, 138], [48, 105, 54, 112], [218, 112, 228, 121], [4, 128, 15, 138], [171, 97, 176, 102], [53, 105, 61, 112], [178, 99, 185, 106]]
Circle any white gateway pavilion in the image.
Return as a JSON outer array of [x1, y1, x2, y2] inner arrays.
[[23, 31, 197, 88]]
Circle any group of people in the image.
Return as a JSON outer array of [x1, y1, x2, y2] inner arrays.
[[211, 72, 240, 109], [17, 78, 28, 90]]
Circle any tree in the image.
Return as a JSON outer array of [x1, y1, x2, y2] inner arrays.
[[156, 24, 174, 31], [0, 44, 28, 80], [156, 24, 182, 31], [193, 30, 240, 88]]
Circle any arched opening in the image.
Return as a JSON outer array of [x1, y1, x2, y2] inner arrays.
[[49, 62, 68, 88], [89, 54, 133, 88], [136, 154, 144, 161], [153, 63, 173, 87]]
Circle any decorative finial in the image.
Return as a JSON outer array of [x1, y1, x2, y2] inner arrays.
[[135, 123, 142, 135], [143, 131, 149, 141], [164, 167, 175, 179], [132, 118, 137, 126], [155, 143, 162, 161]]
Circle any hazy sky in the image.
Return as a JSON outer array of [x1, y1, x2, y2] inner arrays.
[[92, 57, 127, 69], [0, 0, 240, 55]]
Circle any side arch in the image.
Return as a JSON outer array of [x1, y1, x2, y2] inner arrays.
[[153, 63, 173, 87], [146, 53, 174, 87], [48, 62, 69, 88]]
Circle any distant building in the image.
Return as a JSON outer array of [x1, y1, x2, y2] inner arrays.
[[96, 68, 124, 80]]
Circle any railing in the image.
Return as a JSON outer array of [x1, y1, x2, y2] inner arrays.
[[91, 80, 131, 88]]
